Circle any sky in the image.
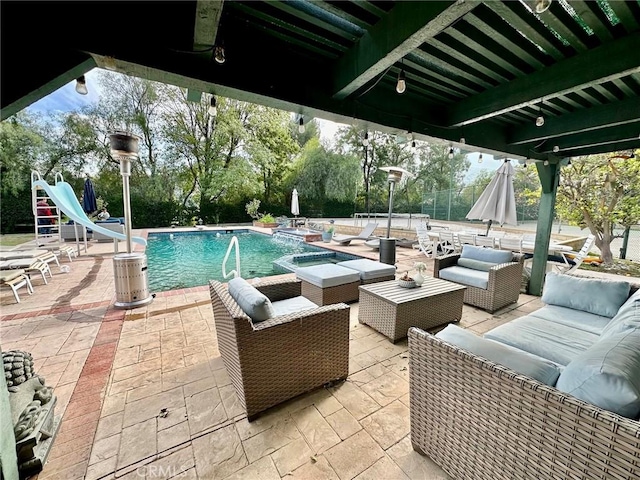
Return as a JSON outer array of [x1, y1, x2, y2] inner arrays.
[[27, 67, 493, 181]]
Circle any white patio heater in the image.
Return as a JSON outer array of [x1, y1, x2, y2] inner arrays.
[[109, 131, 153, 309], [379, 167, 412, 265]]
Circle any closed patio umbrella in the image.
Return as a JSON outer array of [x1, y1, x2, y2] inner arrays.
[[291, 188, 300, 217], [82, 177, 97, 214], [466, 159, 517, 235]]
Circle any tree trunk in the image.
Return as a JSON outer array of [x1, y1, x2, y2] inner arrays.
[[596, 238, 614, 265]]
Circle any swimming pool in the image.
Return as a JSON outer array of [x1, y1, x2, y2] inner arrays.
[[146, 230, 359, 292]]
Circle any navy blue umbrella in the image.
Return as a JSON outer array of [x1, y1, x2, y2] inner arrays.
[[82, 177, 97, 214]]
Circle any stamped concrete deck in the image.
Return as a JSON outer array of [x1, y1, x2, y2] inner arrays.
[[1, 228, 632, 480]]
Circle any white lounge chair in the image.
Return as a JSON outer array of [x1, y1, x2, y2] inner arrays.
[[552, 234, 596, 274], [414, 224, 438, 258], [331, 223, 378, 246], [0, 269, 34, 303]]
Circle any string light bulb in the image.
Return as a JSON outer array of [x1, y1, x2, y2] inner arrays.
[[363, 131, 369, 146], [459, 137, 466, 144], [298, 117, 305, 134], [396, 69, 406, 94], [478, 152, 483, 164], [214, 45, 226, 64], [75, 76, 88, 95], [536, 105, 545, 127], [544, 160, 550, 166], [535, 0, 552, 14], [553, 145, 560, 153], [448, 146, 454, 160], [208, 96, 217, 116]]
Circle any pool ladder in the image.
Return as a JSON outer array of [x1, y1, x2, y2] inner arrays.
[[222, 235, 241, 279]]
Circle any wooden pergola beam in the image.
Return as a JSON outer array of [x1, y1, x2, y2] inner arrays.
[[535, 122, 640, 154], [332, 0, 477, 100], [447, 32, 640, 127]]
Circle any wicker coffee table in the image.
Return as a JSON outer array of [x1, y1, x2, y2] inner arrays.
[[358, 278, 466, 342]]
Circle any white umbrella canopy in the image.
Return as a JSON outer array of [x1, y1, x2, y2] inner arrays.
[[291, 188, 300, 217], [466, 160, 517, 233]]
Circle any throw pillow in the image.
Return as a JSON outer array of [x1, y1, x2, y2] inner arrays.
[[556, 330, 640, 419], [457, 258, 496, 272], [541, 273, 630, 318], [228, 277, 274, 322], [600, 288, 640, 340], [460, 245, 513, 265], [436, 324, 561, 385]]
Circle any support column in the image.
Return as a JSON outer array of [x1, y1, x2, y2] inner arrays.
[[529, 162, 560, 296]]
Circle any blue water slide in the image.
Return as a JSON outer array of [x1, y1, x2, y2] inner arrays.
[[32, 179, 147, 246]]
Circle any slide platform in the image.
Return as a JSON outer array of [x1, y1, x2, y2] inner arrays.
[[32, 180, 147, 247]]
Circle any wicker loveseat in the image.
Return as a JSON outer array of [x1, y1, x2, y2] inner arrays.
[[433, 245, 524, 312], [209, 277, 350, 420], [408, 275, 640, 479]]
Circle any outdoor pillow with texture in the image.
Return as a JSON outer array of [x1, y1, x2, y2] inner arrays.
[[600, 288, 640, 340], [228, 277, 274, 322], [460, 245, 512, 265], [436, 324, 561, 385], [542, 273, 630, 318], [457, 258, 496, 272], [556, 329, 640, 418]]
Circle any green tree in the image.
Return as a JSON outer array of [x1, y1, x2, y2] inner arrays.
[[556, 152, 640, 264]]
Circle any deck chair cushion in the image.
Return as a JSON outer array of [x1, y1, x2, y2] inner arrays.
[[556, 330, 640, 418], [542, 273, 630, 318], [228, 277, 275, 322], [457, 258, 496, 272], [271, 296, 318, 317], [0, 269, 26, 282], [337, 259, 396, 281], [436, 325, 561, 386], [460, 245, 512, 264], [600, 289, 640, 340]]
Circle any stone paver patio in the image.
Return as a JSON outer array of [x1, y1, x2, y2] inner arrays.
[[1, 227, 631, 480]]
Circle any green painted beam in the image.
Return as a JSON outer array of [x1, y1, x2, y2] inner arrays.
[[535, 122, 640, 154], [508, 96, 640, 145], [186, 89, 203, 103], [332, 1, 477, 100], [553, 139, 640, 158], [193, 0, 224, 58], [529, 162, 560, 296], [447, 32, 640, 127]]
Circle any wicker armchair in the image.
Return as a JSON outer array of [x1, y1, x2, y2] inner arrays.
[[433, 252, 524, 312], [408, 327, 640, 479], [209, 278, 350, 420]]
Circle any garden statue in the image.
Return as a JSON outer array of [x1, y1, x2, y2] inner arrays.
[[3, 350, 58, 478]]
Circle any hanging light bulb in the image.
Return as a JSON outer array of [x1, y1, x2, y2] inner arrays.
[[396, 69, 406, 94], [448, 146, 454, 159], [363, 131, 369, 146], [535, 105, 545, 127], [208, 96, 217, 116], [553, 145, 560, 153], [298, 117, 305, 134], [535, 0, 552, 14], [478, 152, 483, 164], [459, 137, 466, 144], [544, 160, 550, 166], [75, 76, 88, 95], [214, 45, 226, 64]]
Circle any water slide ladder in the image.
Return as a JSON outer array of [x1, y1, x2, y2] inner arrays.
[[222, 236, 241, 280]]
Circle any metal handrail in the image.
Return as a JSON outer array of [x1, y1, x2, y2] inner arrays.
[[222, 235, 241, 279]]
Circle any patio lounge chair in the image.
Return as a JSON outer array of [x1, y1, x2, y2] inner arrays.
[[209, 277, 350, 420], [1, 269, 34, 303], [552, 234, 596, 274], [0, 250, 60, 268], [331, 222, 378, 245]]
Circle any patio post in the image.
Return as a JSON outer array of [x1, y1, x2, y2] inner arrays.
[[529, 161, 560, 296]]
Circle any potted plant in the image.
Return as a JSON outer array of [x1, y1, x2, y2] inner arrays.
[[246, 199, 279, 228], [322, 226, 334, 243]]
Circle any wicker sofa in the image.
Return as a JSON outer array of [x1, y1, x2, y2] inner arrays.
[[209, 277, 350, 420], [433, 245, 524, 312], [408, 274, 640, 479]]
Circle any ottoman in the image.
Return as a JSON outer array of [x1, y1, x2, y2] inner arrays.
[[296, 264, 361, 306], [337, 259, 396, 284]]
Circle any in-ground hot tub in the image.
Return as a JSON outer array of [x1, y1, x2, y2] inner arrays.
[[272, 228, 323, 243]]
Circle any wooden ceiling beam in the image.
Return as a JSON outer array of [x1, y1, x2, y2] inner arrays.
[[332, 0, 478, 100], [508, 96, 640, 145], [447, 32, 640, 127], [556, 139, 640, 158], [535, 122, 640, 154], [193, 0, 224, 59]]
